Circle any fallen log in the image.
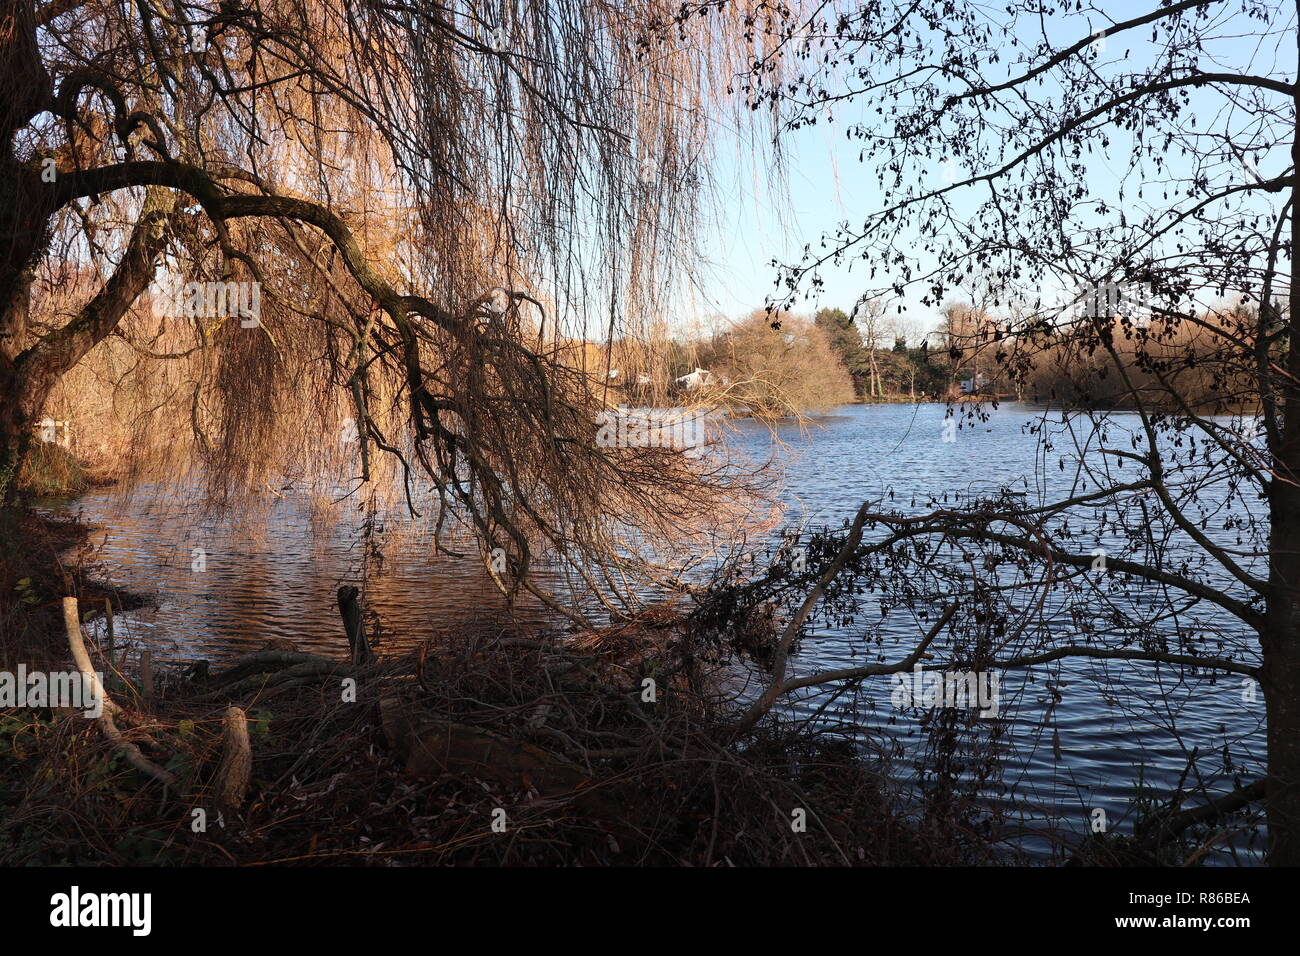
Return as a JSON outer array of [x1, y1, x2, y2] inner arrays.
[[211, 650, 333, 686], [202, 659, 342, 700]]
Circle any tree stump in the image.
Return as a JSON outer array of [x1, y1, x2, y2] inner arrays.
[[214, 705, 252, 811], [336, 585, 375, 665]]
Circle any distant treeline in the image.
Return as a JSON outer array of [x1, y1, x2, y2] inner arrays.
[[598, 307, 964, 416], [593, 300, 1270, 416], [812, 300, 1274, 411]]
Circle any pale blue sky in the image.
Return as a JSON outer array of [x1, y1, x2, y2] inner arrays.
[[688, 0, 1297, 342]]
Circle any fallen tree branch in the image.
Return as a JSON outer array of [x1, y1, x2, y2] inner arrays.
[[202, 660, 344, 700], [62, 597, 176, 788], [774, 603, 960, 696], [1136, 779, 1268, 851], [729, 501, 875, 738], [212, 650, 333, 687]]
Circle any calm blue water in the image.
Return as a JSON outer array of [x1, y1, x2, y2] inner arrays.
[[726, 403, 1266, 862]]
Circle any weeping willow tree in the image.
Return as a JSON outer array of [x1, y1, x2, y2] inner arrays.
[[0, 0, 779, 618]]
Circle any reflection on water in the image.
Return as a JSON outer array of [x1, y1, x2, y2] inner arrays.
[[47, 402, 1268, 862], [49, 492, 568, 662]]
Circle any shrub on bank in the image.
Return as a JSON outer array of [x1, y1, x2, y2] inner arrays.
[[16, 442, 87, 498]]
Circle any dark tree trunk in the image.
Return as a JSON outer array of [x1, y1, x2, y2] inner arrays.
[[1260, 583, 1300, 865], [0, 1, 54, 500], [1263, 72, 1300, 866], [0, 181, 174, 500], [0, 354, 38, 502], [337, 585, 375, 666]]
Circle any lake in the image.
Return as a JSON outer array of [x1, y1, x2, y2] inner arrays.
[[47, 401, 1269, 863]]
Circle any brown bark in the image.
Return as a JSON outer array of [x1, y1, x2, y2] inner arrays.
[[336, 585, 375, 665], [214, 705, 252, 811], [0, 184, 173, 500], [1261, 57, 1300, 864]]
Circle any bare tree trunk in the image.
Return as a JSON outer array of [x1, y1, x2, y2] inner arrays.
[[0, 183, 173, 501], [1262, 90, 1300, 864], [1260, 590, 1300, 864], [0, 2, 51, 501], [0, 371, 32, 502]]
